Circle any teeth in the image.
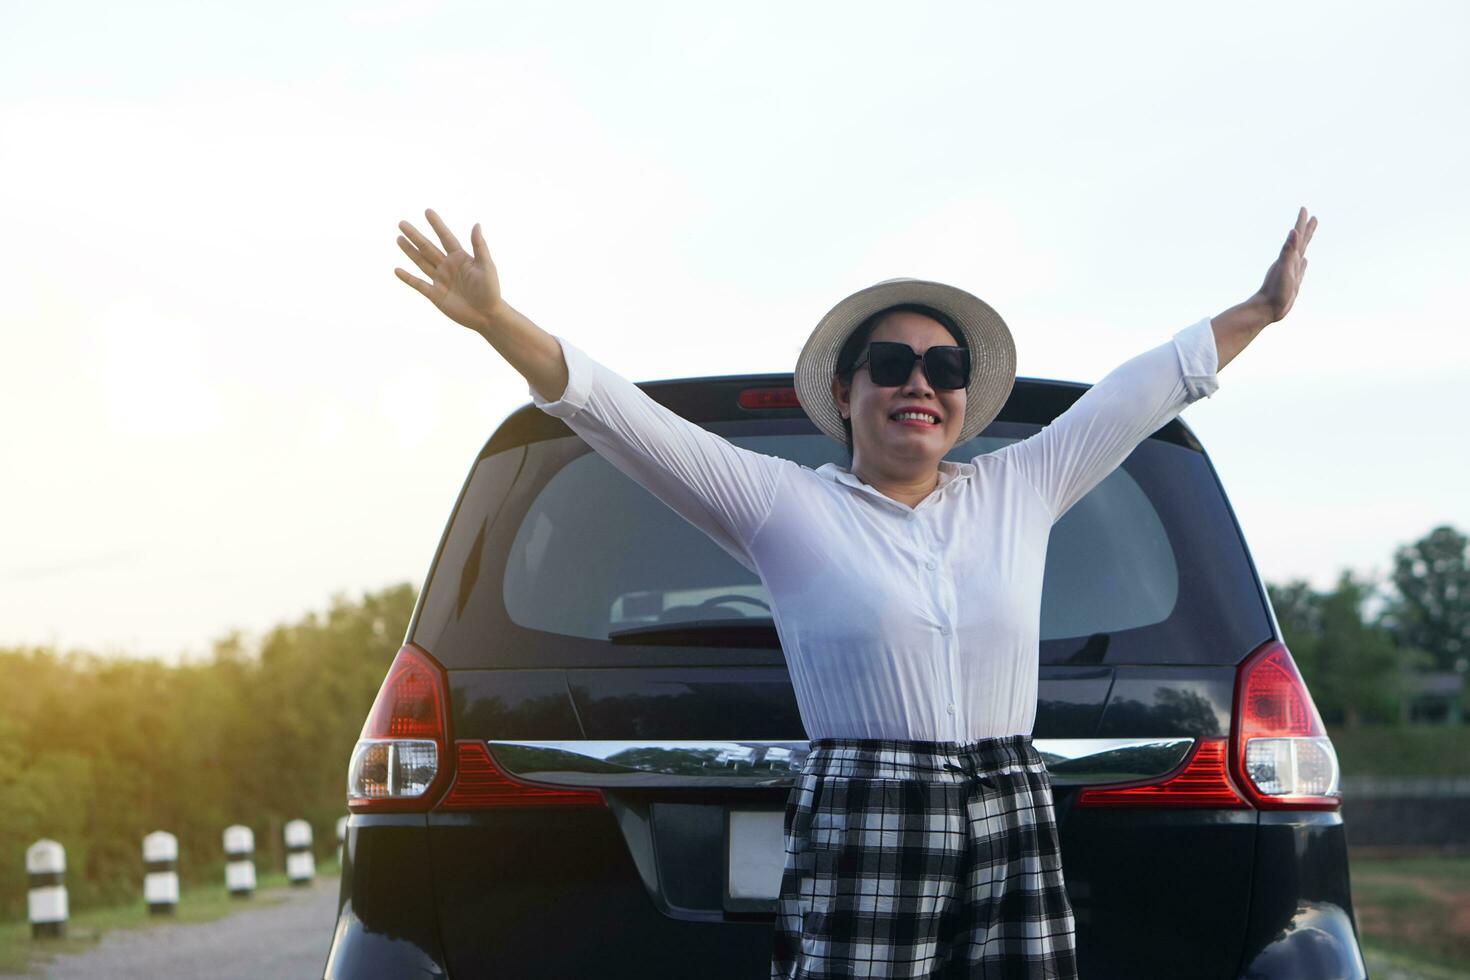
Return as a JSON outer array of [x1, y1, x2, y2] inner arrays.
[[893, 411, 938, 423]]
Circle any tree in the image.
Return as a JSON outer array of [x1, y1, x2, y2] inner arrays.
[[1379, 524, 1470, 673], [1268, 572, 1417, 727], [1268, 578, 1324, 694], [0, 582, 417, 918], [1317, 571, 1409, 727]]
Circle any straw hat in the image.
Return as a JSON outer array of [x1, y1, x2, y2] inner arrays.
[[793, 278, 1017, 445]]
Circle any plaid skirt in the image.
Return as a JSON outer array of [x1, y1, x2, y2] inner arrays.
[[771, 734, 1078, 979]]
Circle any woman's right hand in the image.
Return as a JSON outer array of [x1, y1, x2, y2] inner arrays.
[[394, 209, 503, 333]]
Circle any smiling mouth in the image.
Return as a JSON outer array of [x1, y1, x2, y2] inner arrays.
[[889, 410, 941, 427]]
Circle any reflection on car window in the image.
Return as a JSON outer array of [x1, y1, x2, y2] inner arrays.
[[1039, 469, 1178, 638], [501, 433, 1179, 643]]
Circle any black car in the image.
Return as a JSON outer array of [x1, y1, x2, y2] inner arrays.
[[324, 368, 1365, 979]]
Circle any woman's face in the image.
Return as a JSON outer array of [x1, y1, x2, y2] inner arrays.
[[830, 311, 968, 473]]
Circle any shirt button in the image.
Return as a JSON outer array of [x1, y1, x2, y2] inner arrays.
[[946, 703, 956, 714], [925, 559, 937, 570], [939, 625, 950, 636]]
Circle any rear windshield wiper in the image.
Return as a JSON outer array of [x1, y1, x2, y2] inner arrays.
[[608, 618, 781, 647]]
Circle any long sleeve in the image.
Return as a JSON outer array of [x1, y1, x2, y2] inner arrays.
[[991, 316, 1220, 524], [530, 334, 793, 572]]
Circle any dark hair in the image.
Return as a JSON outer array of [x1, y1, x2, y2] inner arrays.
[[831, 303, 968, 464]]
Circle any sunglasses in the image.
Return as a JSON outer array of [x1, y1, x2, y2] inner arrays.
[[852, 341, 971, 390]]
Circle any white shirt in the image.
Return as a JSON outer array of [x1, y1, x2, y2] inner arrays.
[[530, 316, 1220, 743]]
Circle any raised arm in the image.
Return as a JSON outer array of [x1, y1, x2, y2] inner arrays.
[[990, 316, 1221, 524], [1213, 206, 1318, 370], [994, 206, 1318, 524], [393, 209, 790, 571], [394, 209, 569, 401]]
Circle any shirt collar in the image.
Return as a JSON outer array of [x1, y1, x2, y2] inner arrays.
[[815, 459, 973, 511]]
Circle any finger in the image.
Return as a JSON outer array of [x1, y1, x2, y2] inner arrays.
[[394, 266, 435, 297], [425, 208, 464, 255], [397, 235, 438, 278], [471, 222, 489, 266], [399, 220, 447, 266], [1303, 215, 1317, 251]]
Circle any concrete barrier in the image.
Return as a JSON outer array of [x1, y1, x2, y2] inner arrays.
[[223, 825, 257, 898], [142, 831, 179, 915], [27, 839, 67, 939], [1340, 776, 1470, 848], [284, 819, 314, 885]]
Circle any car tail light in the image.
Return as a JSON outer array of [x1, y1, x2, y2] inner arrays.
[[1075, 739, 1249, 808], [1229, 641, 1341, 810], [1075, 639, 1341, 810], [436, 742, 605, 810], [346, 644, 606, 812], [738, 387, 801, 410], [347, 643, 450, 812]]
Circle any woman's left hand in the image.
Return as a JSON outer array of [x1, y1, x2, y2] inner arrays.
[[1255, 206, 1318, 323]]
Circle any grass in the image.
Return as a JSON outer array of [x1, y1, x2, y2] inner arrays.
[[1350, 850, 1470, 978], [0, 859, 340, 977], [1329, 726, 1470, 977]]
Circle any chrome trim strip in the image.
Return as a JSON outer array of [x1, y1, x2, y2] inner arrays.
[[483, 738, 1195, 788]]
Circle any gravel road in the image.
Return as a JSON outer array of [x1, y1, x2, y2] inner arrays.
[[31, 877, 339, 980]]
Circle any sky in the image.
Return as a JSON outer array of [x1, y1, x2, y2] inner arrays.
[[2, 0, 1466, 662]]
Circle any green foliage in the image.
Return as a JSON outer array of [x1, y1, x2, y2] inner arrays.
[[1316, 570, 1414, 725], [1267, 521, 1470, 729], [1269, 570, 1417, 726], [1378, 524, 1470, 673], [0, 583, 414, 922]]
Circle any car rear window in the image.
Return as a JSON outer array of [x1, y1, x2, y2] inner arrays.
[[411, 418, 1270, 668]]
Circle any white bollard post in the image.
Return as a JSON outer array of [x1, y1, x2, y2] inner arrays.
[[335, 816, 348, 866], [142, 831, 179, 915], [27, 840, 68, 939], [284, 819, 315, 886], [223, 825, 257, 898]]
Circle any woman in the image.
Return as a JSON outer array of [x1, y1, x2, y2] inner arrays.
[[394, 207, 1317, 978]]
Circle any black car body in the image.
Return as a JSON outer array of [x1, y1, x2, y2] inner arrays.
[[324, 369, 1366, 979]]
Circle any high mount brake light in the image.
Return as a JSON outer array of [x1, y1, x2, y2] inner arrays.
[[347, 644, 451, 812], [738, 387, 801, 410], [1076, 640, 1340, 810]]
